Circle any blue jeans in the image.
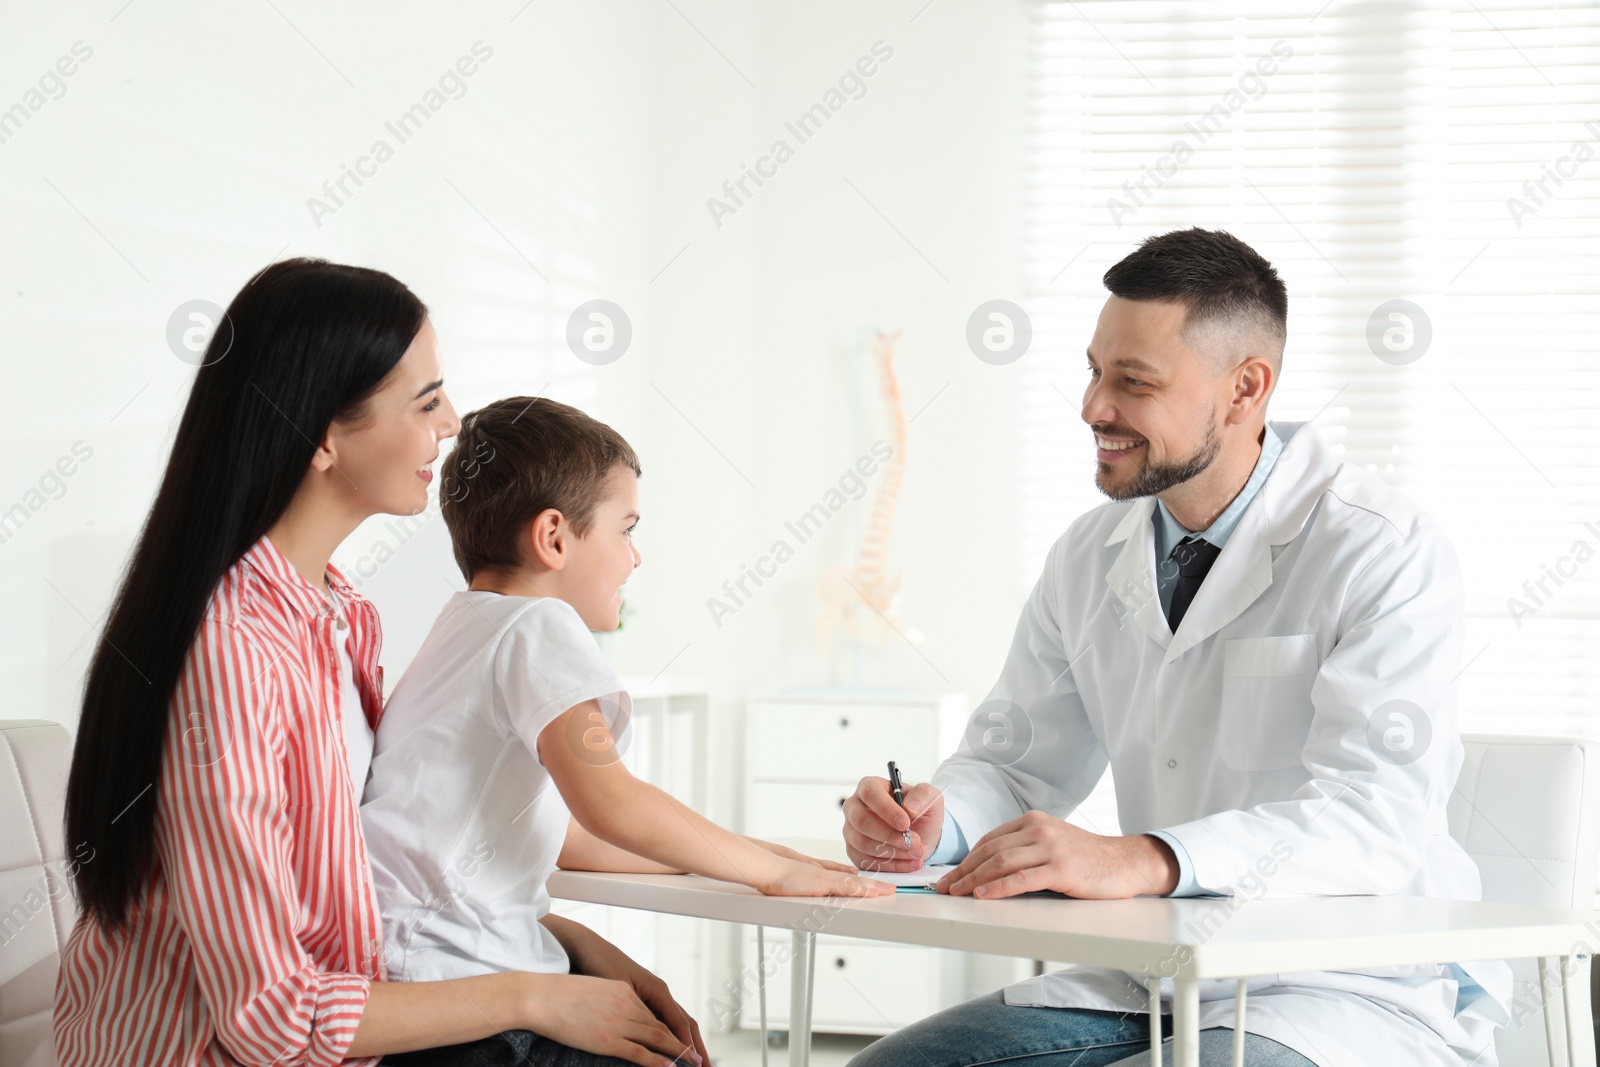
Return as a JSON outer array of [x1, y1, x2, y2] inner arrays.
[[848, 992, 1316, 1067], [381, 1031, 632, 1067]]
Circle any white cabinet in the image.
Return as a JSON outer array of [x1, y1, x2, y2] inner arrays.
[[738, 931, 957, 1036], [740, 693, 969, 1036]]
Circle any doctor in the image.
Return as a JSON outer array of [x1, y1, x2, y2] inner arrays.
[[843, 229, 1510, 1067]]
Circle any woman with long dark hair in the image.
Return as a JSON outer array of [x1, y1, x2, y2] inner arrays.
[[53, 259, 704, 1067]]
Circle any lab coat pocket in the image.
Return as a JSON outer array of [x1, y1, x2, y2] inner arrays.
[[1218, 636, 1319, 771]]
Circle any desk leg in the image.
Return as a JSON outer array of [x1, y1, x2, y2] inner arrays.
[[757, 927, 769, 1067], [1146, 977, 1161, 1063], [1539, 957, 1565, 1067], [805, 934, 818, 1043], [1172, 979, 1200, 1067], [1232, 979, 1247, 1067], [789, 930, 815, 1067], [1564, 954, 1595, 1067]]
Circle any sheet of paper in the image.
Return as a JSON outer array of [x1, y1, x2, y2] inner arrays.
[[855, 864, 957, 890]]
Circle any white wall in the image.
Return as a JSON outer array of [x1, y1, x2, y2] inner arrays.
[[2, 0, 656, 723], [4, 0, 1043, 789], [606, 0, 1037, 838]]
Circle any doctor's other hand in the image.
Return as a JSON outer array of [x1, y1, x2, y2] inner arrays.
[[745, 836, 857, 874], [843, 776, 944, 872], [934, 810, 1180, 900]]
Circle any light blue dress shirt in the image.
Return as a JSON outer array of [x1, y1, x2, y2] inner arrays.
[[929, 426, 1286, 900]]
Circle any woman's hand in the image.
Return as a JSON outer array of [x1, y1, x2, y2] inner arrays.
[[745, 837, 856, 874], [753, 859, 895, 898], [523, 973, 700, 1067], [550, 919, 710, 1067]]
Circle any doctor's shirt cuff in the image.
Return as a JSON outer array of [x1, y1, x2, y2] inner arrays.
[[928, 811, 968, 866], [1147, 830, 1213, 897]]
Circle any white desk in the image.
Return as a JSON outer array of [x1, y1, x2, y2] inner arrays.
[[549, 869, 1600, 1067]]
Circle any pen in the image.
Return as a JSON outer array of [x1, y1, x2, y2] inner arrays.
[[886, 761, 913, 850]]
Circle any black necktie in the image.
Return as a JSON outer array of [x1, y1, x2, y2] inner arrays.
[[1165, 535, 1221, 632]]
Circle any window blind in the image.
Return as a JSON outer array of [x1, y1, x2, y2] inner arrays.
[[1023, 0, 1600, 836]]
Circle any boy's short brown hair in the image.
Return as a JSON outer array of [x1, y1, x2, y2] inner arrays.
[[440, 396, 641, 580]]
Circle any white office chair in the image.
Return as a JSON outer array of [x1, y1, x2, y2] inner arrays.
[[1448, 734, 1600, 1067], [0, 720, 73, 1067]]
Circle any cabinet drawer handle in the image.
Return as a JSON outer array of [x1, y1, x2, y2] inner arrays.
[[834, 957, 847, 969], [839, 717, 849, 728], [837, 797, 847, 808]]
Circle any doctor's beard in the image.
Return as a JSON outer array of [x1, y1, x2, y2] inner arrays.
[[1094, 414, 1221, 501]]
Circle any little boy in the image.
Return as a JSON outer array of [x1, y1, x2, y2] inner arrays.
[[361, 397, 887, 1065]]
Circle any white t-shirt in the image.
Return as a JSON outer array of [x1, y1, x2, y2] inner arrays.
[[337, 619, 373, 802], [360, 592, 630, 982]]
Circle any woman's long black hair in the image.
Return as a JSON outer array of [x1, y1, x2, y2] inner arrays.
[[65, 258, 428, 930]]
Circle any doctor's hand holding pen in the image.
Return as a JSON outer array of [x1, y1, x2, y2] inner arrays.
[[842, 773, 945, 872]]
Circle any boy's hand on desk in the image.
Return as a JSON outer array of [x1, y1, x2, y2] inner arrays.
[[934, 811, 1180, 900], [843, 777, 944, 872], [540, 702, 886, 900], [745, 837, 856, 874], [754, 858, 896, 898]]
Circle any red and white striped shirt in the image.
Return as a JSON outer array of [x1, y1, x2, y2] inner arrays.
[[55, 536, 387, 1067]]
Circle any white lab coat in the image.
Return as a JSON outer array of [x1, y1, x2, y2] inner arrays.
[[932, 421, 1511, 1067]]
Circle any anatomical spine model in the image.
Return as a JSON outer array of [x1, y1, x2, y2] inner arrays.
[[816, 331, 914, 654]]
